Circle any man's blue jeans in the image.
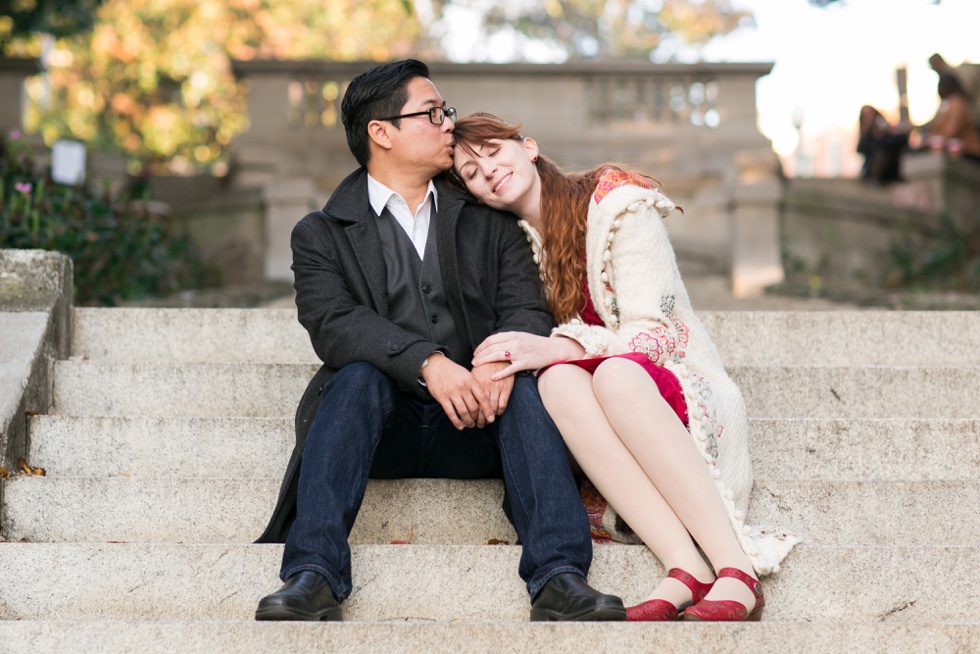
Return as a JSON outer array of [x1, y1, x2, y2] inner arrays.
[[280, 362, 592, 601]]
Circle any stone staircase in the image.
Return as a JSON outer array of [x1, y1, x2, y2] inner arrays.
[[1, 307, 979, 651]]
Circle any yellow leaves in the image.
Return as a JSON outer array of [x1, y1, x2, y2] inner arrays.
[[660, 0, 752, 46], [11, 457, 46, 477], [545, 0, 565, 20], [0, 466, 7, 479], [22, 0, 430, 170]]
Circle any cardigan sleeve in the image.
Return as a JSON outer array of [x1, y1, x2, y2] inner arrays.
[[551, 320, 628, 358], [599, 192, 690, 366]]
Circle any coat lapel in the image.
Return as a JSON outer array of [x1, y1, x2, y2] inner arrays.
[[323, 169, 389, 317]]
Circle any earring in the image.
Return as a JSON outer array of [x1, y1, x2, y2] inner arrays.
[[532, 156, 538, 162]]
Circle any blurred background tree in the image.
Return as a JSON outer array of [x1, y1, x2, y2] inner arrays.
[[0, 0, 105, 51], [6, 0, 434, 174], [474, 0, 752, 60]]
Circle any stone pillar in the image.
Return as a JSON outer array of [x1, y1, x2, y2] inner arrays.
[[262, 179, 317, 281], [230, 73, 294, 189], [0, 58, 41, 134], [730, 151, 785, 298]]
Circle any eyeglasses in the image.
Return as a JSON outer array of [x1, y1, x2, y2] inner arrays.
[[379, 106, 457, 126]]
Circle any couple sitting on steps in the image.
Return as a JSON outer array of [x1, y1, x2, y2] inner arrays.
[[253, 59, 798, 623]]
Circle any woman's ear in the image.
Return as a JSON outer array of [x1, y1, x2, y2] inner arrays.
[[523, 137, 539, 162]]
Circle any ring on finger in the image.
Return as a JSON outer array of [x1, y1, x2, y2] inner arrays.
[[504, 350, 511, 358]]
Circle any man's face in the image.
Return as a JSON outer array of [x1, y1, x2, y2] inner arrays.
[[385, 77, 456, 174]]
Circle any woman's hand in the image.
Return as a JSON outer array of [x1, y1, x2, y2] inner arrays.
[[473, 332, 586, 381]]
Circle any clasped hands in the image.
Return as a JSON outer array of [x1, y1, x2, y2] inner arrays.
[[420, 332, 585, 430]]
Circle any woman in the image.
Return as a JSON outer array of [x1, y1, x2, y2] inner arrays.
[[450, 113, 798, 622], [857, 104, 909, 184]]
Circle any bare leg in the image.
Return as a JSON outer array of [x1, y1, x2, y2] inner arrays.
[[537, 364, 713, 607], [590, 358, 758, 608]]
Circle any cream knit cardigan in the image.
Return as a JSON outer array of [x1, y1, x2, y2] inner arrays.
[[518, 179, 799, 575]]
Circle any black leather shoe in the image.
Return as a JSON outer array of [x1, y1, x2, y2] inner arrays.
[[255, 571, 343, 621], [529, 572, 626, 621]]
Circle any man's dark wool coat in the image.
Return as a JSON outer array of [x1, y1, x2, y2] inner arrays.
[[256, 168, 555, 543]]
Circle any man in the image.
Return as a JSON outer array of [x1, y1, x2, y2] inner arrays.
[[254, 60, 625, 622], [929, 53, 980, 126]]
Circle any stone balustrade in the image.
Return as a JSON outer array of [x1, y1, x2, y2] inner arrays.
[[230, 59, 784, 294]]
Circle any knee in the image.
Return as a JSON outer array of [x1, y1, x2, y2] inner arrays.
[[536, 365, 577, 403], [591, 358, 635, 389], [324, 362, 395, 403]]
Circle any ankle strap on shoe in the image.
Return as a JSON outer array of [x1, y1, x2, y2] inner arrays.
[[716, 567, 762, 597], [666, 568, 713, 595]]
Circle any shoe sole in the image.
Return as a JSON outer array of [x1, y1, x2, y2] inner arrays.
[[255, 605, 343, 621], [529, 605, 627, 622]]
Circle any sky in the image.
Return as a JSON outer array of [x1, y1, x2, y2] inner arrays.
[[439, 0, 980, 175], [701, 0, 979, 163]]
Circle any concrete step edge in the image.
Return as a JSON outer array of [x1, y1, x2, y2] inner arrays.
[[2, 619, 978, 653], [0, 543, 973, 623], [26, 415, 980, 480], [50, 363, 980, 419], [4, 477, 975, 546], [71, 307, 980, 367]]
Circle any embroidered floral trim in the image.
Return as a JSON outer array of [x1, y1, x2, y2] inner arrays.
[[593, 169, 657, 205], [628, 331, 665, 361], [690, 374, 720, 459]]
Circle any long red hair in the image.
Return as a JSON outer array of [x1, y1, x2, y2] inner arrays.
[[451, 113, 660, 324]]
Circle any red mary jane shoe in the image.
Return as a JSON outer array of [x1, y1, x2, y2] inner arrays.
[[680, 567, 764, 622], [625, 568, 714, 622]]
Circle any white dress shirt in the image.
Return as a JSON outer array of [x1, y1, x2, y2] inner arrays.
[[367, 174, 437, 260]]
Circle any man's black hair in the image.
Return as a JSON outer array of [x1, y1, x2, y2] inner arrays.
[[341, 59, 431, 167]]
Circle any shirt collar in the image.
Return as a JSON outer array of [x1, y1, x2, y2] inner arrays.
[[367, 174, 438, 217]]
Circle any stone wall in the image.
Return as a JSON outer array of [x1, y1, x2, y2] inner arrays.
[[0, 250, 73, 468], [779, 153, 980, 290]]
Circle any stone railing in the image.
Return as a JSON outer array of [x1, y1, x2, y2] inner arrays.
[[230, 60, 773, 182], [230, 59, 783, 294]]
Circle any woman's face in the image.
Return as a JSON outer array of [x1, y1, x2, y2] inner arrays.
[[453, 137, 539, 214]]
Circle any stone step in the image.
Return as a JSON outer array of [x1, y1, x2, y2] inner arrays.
[[2, 477, 971, 547], [27, 415, 980, 480], [72, 308, 980, 367], [1, 620, 977, 653], [0, 543, 972, 622], [72, 308, 315, 364], [51, 361, 980, 419]]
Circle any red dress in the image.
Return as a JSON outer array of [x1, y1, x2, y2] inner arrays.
[[540, 277, 688, 426]]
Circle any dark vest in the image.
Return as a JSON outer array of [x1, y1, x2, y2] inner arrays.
[[375, 207, 470, 367]]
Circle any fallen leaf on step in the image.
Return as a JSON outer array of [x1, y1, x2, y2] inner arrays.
[[15, 457, 45, 476], [483, 538, 510, 545], [390, 526, 414, 544]]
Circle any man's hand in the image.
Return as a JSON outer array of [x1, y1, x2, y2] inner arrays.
[[472, 361, 515, 418], [421, 353, 495, 429]]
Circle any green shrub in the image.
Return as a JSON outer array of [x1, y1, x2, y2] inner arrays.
[[0, 131, 213, 305], [889, 210, 980, 292]]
